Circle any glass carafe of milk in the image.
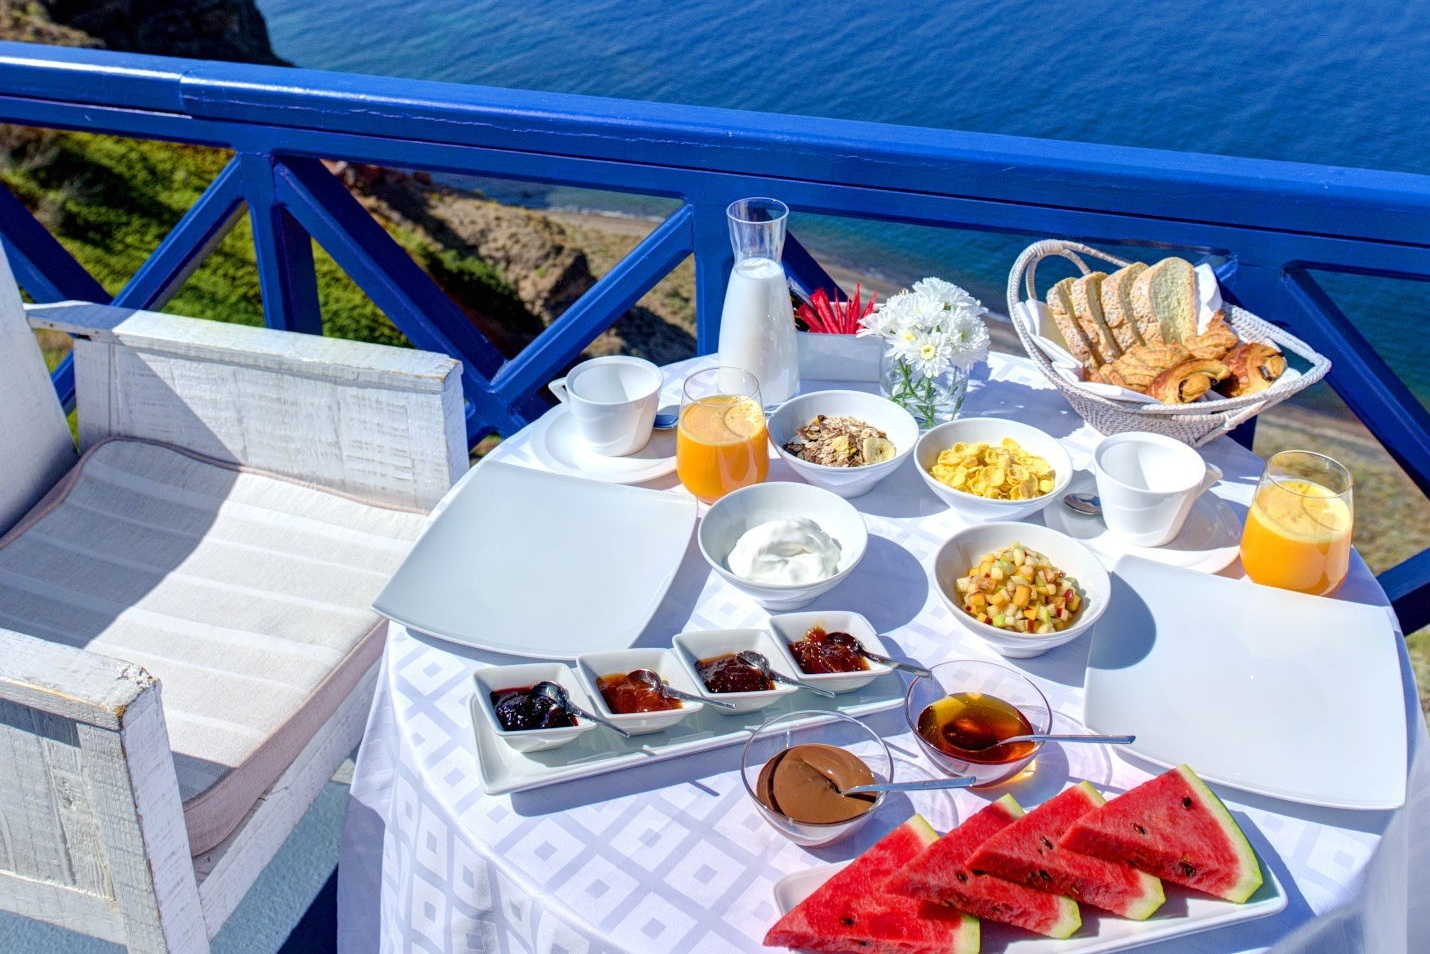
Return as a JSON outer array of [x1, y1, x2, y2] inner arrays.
[[717, 197, 799, 404]]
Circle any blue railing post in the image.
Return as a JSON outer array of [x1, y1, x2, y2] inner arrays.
[[240, 153, 323, 336], [692, 199, 733, 356]]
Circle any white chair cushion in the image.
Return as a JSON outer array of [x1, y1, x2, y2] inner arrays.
[[0, 438, 430, 854]]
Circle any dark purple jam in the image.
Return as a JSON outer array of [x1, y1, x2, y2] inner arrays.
[[490, 685, 577, 731], [787, 626, 868, 674], [696, 654, 774, 693]]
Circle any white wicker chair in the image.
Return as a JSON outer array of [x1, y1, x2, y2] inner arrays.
[[0, 247, 467, 952]]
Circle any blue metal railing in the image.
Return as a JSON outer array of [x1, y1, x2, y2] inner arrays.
[[0, 40, 1427, 630]]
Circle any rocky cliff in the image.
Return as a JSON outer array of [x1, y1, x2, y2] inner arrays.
[[37, 0, 289, 65]]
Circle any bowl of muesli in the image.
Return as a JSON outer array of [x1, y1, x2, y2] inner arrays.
[[768, 390, 919, 498]]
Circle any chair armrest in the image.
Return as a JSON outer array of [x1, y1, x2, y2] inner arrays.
[[28, 301, 467, 510], [0, 623, 154, 729], [1379, 548, 1430, 637]]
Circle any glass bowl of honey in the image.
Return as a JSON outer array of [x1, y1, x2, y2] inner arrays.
[[739, 710, 893, 847], [903, 660, 1052, 786]]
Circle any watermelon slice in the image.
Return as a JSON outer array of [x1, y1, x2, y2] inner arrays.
[[764, 815, 979, 954], [1059, 765, 1263, 903], [887, 795, 1081, 939], [966, 782, 1164, 920]]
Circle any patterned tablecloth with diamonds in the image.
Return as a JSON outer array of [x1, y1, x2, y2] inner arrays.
[[337, 351, 1430, 954]]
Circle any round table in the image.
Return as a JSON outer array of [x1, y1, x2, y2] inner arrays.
[[337, 351, 1429, 954]]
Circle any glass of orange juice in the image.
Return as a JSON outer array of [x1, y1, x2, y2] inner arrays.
[[676, 367, 770, 503], [1240, 450, 1354, 596]]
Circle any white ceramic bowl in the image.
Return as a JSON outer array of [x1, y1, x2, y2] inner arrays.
[[698, 481, 868, 610], [930, 522, 1111, 658], [575, 648, 704, 735], [671, 628, 801, 714], [472, 662, 597, 752], [766, 610, 892, 694], [914, 417, 1073, 521], [767, 390, 919, 498]]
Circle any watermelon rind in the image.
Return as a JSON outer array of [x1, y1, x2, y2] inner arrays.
[[887, 795, 1081, 939], [765, 814, 979, 954], [967, 782, 1165, 920], [1059, 765, 1263, 904]]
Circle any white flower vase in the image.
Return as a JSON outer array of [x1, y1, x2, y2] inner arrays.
[[879, 351, 969, 428]]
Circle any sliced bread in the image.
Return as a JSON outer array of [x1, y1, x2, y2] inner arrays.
[[1100, 262, 1147, 351], [1047, 277, 1096, 369], [1070, 272, 1122, 365], [1131, 257, 1199, 345]]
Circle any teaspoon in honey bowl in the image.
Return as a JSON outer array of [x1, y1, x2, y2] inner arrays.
[[533, 680, 632, 738], [627, 668, 737, 710], [737, 650, 838, 699], [963, 732, 1136, 751]]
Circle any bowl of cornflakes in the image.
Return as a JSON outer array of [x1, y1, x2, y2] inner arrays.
[[914, 418, 1072, 521], [931, 522, 1110, 657]]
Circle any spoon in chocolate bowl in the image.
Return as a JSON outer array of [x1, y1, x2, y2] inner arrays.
[[627, 668, 738, 710], [822, 631, 932, 678], [532, 681, 632, 738], [736, 650, 838, 699]]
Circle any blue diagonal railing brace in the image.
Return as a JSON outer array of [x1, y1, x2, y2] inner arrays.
[[0, 40, 1427, 630]]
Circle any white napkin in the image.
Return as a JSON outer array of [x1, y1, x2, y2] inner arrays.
[[1014, 264, 1227, 405]]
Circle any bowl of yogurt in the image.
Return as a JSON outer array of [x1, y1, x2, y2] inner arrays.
[[698, 481, 868, 609]]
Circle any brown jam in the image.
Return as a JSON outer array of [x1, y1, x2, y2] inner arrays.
[[787, 625, 869, 674], [489, 685, 577, 731], [596, 672, 681, 714], [755, 743, 877, 824], [916, 691, 1036, 764], [696, 653, 773, 693]]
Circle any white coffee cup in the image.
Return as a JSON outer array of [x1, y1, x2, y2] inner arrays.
[[1092, 432, 1223, 547], [548, 356, 662, 456]]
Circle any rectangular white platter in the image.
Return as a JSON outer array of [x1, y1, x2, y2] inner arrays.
[[1084, 555, 1407, 810], [773, 858, 1286, 954], [469, 670, 906, 795]]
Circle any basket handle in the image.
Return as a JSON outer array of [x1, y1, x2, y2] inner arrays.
[[1010, 239, 1136, 305]]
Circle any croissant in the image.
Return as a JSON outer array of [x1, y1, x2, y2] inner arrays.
[[1216, 342, 1287, 397], [1100, 343, 1191, 393], [1184, 313, 1238, 361], [1148, 358, 1231, 404]]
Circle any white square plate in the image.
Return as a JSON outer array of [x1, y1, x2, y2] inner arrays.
[[772, 857, 1285, 953], [373, 460, 697, 659], [1084, 556, 1407, 810]]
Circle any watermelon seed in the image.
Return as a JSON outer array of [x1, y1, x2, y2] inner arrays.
[[1178, 861, 1197, 877], [955, 872, 968, 883], [1037, 869, 1052, 882], [1132, 823, 1148, 835], [1039, 836, 1055, 850], [1182, 797, 1194, 808], [839, 917, 857, 927]]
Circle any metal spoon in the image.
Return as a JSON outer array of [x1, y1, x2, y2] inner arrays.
[[822, 631, 932, 678], [735, 650, 838, 699], [961, 731, 1135, 752], [839, 776, 979, 796], [532, 681, 632, 738], [627, 668, 737, 711], [652, 405, 679, 429], [1062, 492, 1102, 517]]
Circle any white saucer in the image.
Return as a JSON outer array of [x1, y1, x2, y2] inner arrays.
[[528, 405, 678, 484], [1041, 472, 1242, 573]]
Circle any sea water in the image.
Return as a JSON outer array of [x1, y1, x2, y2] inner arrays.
[[255, 0, 1430, 403]]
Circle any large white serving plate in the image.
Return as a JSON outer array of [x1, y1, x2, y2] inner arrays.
[[468, 671, 906, 795], [1084, 555, 1407, 810], [772, 857, 1285, 954], [373, 460, 697, 659]]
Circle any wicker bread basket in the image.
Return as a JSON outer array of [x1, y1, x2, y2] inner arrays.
[[1006, 240, 1331, 447]]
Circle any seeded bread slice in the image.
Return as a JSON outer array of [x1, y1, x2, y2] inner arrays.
[[1131, 257, 1199, 345], [1100, 262, 1147, 351], [1070, 273, 1122, 365], [1047, 277, 1097, 369]]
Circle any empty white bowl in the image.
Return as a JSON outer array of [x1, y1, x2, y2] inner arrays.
[[766, 610, 892, 694], [671, 628, 801, 714], [472, 662, 597, 752], [575, 648, 704, 735], [930, 522, 1111, 658], [698, 481, 868, 610], [914, 417, 1072, 521], [767, 390, 919, 498]]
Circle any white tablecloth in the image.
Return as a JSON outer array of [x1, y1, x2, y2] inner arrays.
[[337, 351, 1430, 954]]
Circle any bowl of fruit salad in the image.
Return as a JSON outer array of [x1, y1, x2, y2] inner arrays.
[[930, 523, 1110, 658]]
